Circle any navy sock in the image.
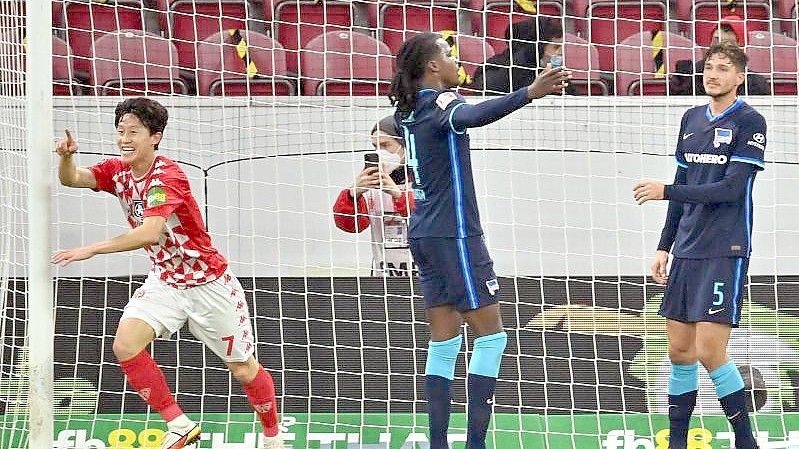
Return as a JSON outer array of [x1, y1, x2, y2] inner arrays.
[[668, 363, 699, 449], [711, 362, 757, 449], [425, 335, 462, 449], [668, 390, 697, 449], [466, 374, 497, 449], [426, 375, 453, 449], [720, 389, 757, 449]]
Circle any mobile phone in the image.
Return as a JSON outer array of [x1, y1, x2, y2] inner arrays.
[[364, 152, 380, 169]]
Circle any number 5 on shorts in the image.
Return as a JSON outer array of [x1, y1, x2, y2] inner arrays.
[[712, 282, 725, 306], [222, 335, 234, 356]]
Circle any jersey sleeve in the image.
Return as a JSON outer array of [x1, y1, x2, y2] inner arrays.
[[433, 90, 467, 132], [143, 176, 185, 219], [729, 113, 766, 170], [674, 112, 688, 169], [87, 158, 122, 194]]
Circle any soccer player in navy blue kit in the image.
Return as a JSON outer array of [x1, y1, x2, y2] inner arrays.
[[634, 42, 766, 449], [388, 33, 569, 449]]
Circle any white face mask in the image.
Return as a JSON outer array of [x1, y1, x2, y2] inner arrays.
[[377, 149, 402, 174]]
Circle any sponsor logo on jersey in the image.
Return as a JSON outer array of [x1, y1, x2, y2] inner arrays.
[[132, 200, 144, 219], [147, 186, 167, 207], [752, 133, 765, 144], [684, 153, 728, 164], [436, 92, 458, 110], [713, 128, 732, 148]]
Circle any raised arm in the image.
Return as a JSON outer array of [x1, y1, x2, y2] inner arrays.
[[56, 130, 98, 189], [450, 66, 570, 132]]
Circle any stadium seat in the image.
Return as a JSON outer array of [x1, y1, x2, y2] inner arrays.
[[469, 0, 564, 53], [196, 30, 294, 95], [161, 0, 256, 70], [64, 0, 146, 74], [746, 31, 798, 95], [616, 31, 700, 96], [91, 29, 187, 95], [300, 31, 393, 96], [562, 32, 606, 95], [52, 35, 74, 95], [0, 32, 75, 95], [273, 0, 354, 74], [378, 0, 459, 54], [454, 34, 495, 95], [675, 0, 770, 47], [776, 0, 797, 36], [572, 0, 667, 72]]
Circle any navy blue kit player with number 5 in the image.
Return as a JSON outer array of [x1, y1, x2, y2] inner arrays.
[[634, 42, 765, 449], [388, 33, 569, 449]]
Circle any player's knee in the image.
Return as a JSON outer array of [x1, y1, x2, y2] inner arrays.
[[228, 358, 260, 384], [696, 347, 727, 372], [668, 345, 696, 365], [112, 337, 145, 361]]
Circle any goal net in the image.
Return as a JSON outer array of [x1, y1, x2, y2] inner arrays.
[[2, 1, 799, 448]]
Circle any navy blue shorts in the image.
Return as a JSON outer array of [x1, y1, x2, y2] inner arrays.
[[659, 257, 749, 327], [409, 235, 500, 312]]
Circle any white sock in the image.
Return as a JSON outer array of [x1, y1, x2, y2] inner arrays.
[[167, 414, 194, 433]]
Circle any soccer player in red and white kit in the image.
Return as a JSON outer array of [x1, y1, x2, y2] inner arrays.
[[52, 98, 283, 449]]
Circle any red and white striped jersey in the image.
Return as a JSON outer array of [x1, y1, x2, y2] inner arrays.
[[89, 155, 227, 288]]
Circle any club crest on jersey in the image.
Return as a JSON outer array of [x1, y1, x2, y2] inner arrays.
[[147, 186, 167, 207], [132, 200, 144, 219], [713, 128, 732, 148]]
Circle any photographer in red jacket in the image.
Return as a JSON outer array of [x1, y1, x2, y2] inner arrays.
[[333, 116, 416, 276]]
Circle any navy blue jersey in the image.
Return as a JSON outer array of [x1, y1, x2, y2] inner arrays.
[[670, 99, 766, 258], [399, 89, 482, 238], [396, 87, 531, 238]]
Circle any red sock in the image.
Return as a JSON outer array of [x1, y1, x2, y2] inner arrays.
[[243, 366, 279, 437], [119, 350, 183, 422]]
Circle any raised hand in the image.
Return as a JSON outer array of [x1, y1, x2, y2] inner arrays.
[[55, 129, 78, 157], [353, 166, 380, 197], [527, 65, 571, 100]]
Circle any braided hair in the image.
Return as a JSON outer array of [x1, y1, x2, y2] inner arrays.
[[388, 33, 443, 117]]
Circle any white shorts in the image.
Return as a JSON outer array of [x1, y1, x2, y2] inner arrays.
[[121, 270, 255, 362]]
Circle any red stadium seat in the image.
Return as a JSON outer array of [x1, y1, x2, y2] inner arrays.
[[746, 31, 798, 95], [0, 33, 75, 95], [64, 0, 146, 74], [775, 0, 796, 35], [300, 31, 393, 96], [469, 0, 564, 53], [161, 0, 255, 70], [676, 0, 770, 46], [52, 35, 74, 95], [196, 30, 294, 95], [274, 0, 354, 74], [616, 31, 701, 96], [455, 34, 495, 95], [562, 32, 606, 95], [573, 0, 667, 72], [91, 29, 187, 95], [378, 0, 459, 54]]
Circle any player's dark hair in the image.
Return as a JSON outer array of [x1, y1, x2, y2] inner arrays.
[[704, 41, 748, 72], [389, 32, 442, 116], [114, 97, 169, 151]]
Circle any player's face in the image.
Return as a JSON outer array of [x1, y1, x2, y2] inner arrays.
[[116, 113, 162, 166], [371, 130, 405, 163], [433, 38, 461, 88], [703, 54, 744, 99]]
